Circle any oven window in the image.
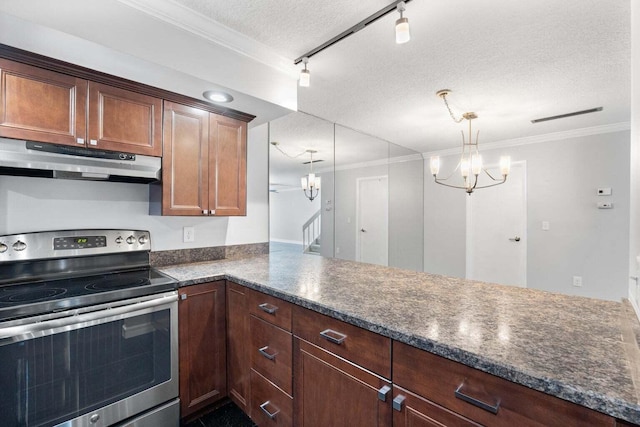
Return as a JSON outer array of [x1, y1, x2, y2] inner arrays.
[[0, 308, 172, 427]]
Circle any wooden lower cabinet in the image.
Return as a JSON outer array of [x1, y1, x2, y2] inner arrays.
[[251, 369, 293, 427], [393, 341, 615, 427], [226, 281, 251, 413], [294, 337, 392, 427], [392, 386, 481, 427], [178, 281, 227, 419]]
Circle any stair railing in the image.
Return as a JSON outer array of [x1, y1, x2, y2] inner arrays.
[[302, 209, 322, 253]]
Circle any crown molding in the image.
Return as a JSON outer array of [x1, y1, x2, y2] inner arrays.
[[116, 0, 297, 77], [317, 153, 424, 174], [422, 122, 631, 157]]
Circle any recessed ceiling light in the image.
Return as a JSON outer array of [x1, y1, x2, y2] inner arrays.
[[203, 90, 234, 103]]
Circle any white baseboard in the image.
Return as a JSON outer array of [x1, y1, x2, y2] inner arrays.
[[270, 238, 303, 245]]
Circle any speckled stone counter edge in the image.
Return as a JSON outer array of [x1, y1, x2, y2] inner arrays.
[[173, 272, 640, 424], [150, 242, 268, 267]]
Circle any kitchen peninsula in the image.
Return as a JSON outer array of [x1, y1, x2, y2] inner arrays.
[[159, 250, 640, 426]]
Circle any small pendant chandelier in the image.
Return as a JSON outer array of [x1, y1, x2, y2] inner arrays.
[[430, 89, 511, 195], [301, 149, 321, 201]]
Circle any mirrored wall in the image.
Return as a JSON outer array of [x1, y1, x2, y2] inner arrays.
[[269, 111, 424, 272]]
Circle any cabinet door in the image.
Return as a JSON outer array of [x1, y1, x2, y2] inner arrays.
[[162, 101, 210, 215], [209, 114, 247, 216], [0, 58, 87, 146], [178, 281, 227, 419], [88, 82, 162, 156], [227, 281, 251, 413], [392, 386, 482, 427], [294, 338, 391, 427]]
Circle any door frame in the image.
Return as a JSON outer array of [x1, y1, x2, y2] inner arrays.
[[355, 175, 389, 263], [465, 160, 527, 287]]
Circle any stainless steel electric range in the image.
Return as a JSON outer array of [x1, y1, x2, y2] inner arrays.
[[0, 229, 179, 427]]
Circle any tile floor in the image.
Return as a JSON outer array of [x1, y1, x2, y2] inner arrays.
[[185, 402, 256, 427]]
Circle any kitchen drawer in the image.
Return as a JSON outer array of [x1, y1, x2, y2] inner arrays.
[[249, 289, 293, 331], [251, 369, 292, 427], [393, 341, 614, 427], [292, 305, 391, 379], [392, 385, 482, 427], [251, 315, 293, 395]]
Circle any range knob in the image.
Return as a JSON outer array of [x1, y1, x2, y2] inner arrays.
[[13, 240, 27, 251], [138, 235, 148, 245], [0, 243, 7, 253], [126, 235, 136, 245], [115, 236, 123, 244]]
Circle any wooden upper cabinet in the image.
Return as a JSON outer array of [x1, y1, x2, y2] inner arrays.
[[158, 101, 248, 216], [161, 101, 210, 216], [0, 58, 163, 156], [88, 82, 162, 156], [0, 58, 87, 146], [209, 115, 247, 216]]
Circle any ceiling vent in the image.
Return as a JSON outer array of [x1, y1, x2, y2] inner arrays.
[[531, 107, 603, 124]]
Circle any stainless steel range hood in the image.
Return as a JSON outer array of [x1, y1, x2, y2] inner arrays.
[[0, 138, 161, 183]]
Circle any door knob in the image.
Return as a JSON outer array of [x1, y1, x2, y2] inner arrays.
[[360, 228, 366, 232], [509, 236, 521, 242]]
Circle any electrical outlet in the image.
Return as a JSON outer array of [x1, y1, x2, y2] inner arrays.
[[542, 221, 550, 231], [572, 276, 582, 287], [183, 226, 195, 243]]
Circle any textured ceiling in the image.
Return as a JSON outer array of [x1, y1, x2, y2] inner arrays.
[[171, 0, 392, 58], [171, 0, 631, 154], [0, 0, 630, 163]]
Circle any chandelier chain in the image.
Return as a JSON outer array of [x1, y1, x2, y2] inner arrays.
[[270, 142, 308, 159], [441, 93, 465, 123]]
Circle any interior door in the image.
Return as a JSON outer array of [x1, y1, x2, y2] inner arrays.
[[356, 176, 389, 266], [466, 161, 526, 287]]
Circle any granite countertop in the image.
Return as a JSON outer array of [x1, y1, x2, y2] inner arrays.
[[159, 251, 640, 424]]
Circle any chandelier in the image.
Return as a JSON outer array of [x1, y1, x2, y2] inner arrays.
[[301, 149, 321, 201], [429, 89, 511, 195]]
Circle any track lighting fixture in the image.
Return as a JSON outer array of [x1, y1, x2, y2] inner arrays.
[[299, 57, 310, 87], [395, 1, 411, 44], [293, 0, 413, 80]]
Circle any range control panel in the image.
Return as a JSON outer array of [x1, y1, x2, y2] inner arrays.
[[0, 229, 151, 262], [54, 236, 107, 250]]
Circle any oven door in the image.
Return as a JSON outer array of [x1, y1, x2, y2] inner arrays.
[[0, 291, 178, 427]]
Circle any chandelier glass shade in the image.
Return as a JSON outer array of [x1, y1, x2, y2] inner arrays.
[[301, 150, 321, 201], [430, 90, 511, 194]]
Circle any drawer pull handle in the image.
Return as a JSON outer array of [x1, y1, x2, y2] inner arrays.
[[258, 302, 278, 314], [320, 329, 347, 345], [392, 394, 406, 411], [378, 385, 391, 402], [259, 401, 280, 419], [258, 345, 277, 360], [454, 383, 500, 414]]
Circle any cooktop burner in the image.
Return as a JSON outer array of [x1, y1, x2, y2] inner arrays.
[[85, 276, 149, 291], [0, 288, 67, 303], [0, 268, 177, 321]]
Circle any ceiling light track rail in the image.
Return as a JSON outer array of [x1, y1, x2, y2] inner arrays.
[[293, 0, 413, 64]]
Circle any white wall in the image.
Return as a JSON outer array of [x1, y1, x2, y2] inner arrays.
[[269, 189, 321, 244], [333, 161, 424, 272], [425, 130, 630, 301], [631, 0, 640, 309], [0, 124, 270, 251]]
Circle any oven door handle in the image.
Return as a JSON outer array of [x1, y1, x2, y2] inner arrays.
[[0, 292, 177, 344]]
